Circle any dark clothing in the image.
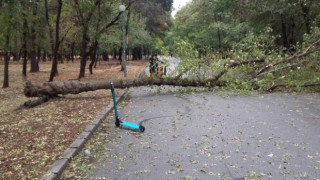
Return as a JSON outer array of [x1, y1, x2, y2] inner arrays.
[[149, 57, 158, 74]]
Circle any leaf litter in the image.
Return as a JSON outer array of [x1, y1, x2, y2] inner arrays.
[[0, 60, 147, 179]]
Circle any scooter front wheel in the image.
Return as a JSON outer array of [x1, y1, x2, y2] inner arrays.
[[139, 126, 145, 132]]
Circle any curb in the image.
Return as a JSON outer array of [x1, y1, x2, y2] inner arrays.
[[41, 88, 128, 180]]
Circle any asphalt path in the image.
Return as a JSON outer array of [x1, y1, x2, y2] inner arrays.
[[83, 87, 320, 180], [78, 57, 320, 180]]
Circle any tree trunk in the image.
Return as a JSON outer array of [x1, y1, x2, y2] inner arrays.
[[30, 11, 39, 72], [37, 47, 41, 62], [71, 42, 75, 63], [22, 16, 28, 77], [24, 57, 267, 98], [30, 49, 39, 72], [113, 49, 117, 59], [59, 45, 64, 64], [89, 43, 98, 74], [103, 53, 109, 61], [24, 77, 222, 98], [3, 35, 9, 88], [45, 0, 54, 55], [118, 47, 122, 62], [94, 54, 99, 68], [281, 15, 289, 50], [79, 28, 88, 79], [43, 51, 47, 62], [49, 0, 62, 82]]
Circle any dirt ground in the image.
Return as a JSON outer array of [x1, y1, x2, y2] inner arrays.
[[0, 59, 147, 180]]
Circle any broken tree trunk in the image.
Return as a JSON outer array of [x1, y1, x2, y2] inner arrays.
[[24, 77, 221, 98], [23, 58, 265, 107]]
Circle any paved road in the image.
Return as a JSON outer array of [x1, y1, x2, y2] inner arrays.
[[83, 87, 320, 180]]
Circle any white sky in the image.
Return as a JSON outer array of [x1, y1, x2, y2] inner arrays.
[[171, 0, 192, 18]]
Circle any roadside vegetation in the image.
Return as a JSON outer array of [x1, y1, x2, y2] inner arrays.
[[164, 0, 320, 92]]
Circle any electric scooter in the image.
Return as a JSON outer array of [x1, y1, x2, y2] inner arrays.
[[111, 83, 145, 132]]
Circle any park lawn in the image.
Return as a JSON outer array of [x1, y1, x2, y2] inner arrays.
[[0, 59, 147, 180]]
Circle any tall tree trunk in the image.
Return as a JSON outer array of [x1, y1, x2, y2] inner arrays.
[[49, 0, 62, 81], [45, 0, 54, 55], [103, 53, 109, 61], [29, 49, 38, 72], [43, 51, 47, 62], [113, 49, 117, 59], [94, 54, 99, 68], [37, 46, 41, 62], [281, 15, 289, 50], [289, 18, 295, 49], [59, 45, 64, 64], [215, 14, 222, 49], [22, 16, 28, 77], [89, 42, 98, 74], [71, 42, 75, 63], [30, 6, 39, 73], [118, 47, 122, 62], [3, 35, 9, 88], [122, 4, 131, 69], [79, 27, 88, 79]]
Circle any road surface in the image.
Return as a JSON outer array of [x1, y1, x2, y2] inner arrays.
[[81, 87, 320, 180], [72, 57, 320, 180]]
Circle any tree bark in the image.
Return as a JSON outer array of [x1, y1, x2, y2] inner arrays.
[[79, 27, 88, 79], [24, 58, 264, 97], [113, 49, 117, 59], [89, 42, 98, 74], [3, 35, 9, 88], [71, 42, 75, 63], [24, 96, 50, 108], [24, 77, 221, 98], [22, 15, 28, 77], [281, 14, 289, 49], [45, 0, 54, 55], [29, 7, 39, 73], [49, 0, 62, 81]]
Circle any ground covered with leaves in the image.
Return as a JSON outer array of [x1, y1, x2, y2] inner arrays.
[[0, 59, 147, 179]]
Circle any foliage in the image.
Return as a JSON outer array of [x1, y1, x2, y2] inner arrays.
[[163, 0, 320, 92], [170, 25, 320, 92]]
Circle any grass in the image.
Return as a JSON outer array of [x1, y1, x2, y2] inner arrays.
[[0, 58, 147, 180]]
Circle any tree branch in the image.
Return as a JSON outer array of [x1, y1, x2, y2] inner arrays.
[[213, 59, 265, 82], [267, 83, 320, 92], [254, 40, 320, 78]]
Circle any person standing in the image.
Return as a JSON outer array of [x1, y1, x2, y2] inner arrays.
[[149, 54, 158, 76]]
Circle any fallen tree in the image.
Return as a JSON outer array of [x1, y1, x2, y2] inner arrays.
[[23, 77, 225, 107], [23, 48, 319, 107], [24, 77, 220, 98], [24, 59, 264, 98]]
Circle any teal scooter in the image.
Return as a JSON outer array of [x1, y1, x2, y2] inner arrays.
[[111, 83, 145, 132]]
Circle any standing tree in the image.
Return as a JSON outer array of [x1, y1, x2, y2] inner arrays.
[[49, 0, 63, 81], [29, 1, 40, 72], [0, 0, 23, 88], [73, 0, 134, 79]]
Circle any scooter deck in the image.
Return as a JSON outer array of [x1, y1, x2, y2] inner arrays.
[[120, 121, 140, 130]]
